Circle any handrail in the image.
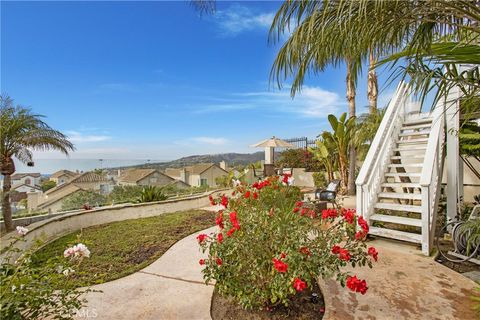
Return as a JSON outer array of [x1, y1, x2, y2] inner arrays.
[[356, 81, 408, 186], [420, 106, 444, 186]]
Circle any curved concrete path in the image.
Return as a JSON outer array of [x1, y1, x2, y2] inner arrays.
[[76, 226, 216, 320]]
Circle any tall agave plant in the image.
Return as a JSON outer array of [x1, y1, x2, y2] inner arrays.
[[136, 186, 168, 203]]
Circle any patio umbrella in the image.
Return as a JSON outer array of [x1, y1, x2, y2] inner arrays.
[[250, 136, 295, 148], [250, 136, 295, 164]]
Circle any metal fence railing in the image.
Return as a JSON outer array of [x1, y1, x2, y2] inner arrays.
[[282, 137, 317, 150]]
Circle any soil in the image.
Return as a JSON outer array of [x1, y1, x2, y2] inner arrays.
[[211, 281, 325, 320], [435, 237, 480, 274]]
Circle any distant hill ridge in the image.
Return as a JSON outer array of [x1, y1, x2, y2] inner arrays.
[[109, 152, 265, 171]]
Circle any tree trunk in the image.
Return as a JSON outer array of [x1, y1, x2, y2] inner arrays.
[[2, 174, 14, 232], [367, 50, 378, 114], [346, 60, 356, 196]]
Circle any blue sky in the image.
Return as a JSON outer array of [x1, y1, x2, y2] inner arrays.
[[2, 1, 396, 161]]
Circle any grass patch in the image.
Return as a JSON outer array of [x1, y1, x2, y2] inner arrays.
[[32, 209, 214, 287]]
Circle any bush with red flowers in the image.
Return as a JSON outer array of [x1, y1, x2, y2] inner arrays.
[[199, 175, 377, 310]]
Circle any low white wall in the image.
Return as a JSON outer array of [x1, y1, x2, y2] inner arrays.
[[1, 189, 228, 261]]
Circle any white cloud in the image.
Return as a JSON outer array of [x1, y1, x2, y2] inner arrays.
[[213, 5, 275, 36], [191, 137, 229, 146], [194, 85, 346, 118], [66, 131, 111, 143]]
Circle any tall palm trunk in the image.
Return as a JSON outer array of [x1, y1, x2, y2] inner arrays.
[[367, 50, 378, 114], [1, 157, 15, 232], [346, 59, 356, 196]]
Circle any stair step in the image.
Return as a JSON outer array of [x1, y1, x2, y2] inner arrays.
[[403, 118, 433, 126], [381, 182, 421, 188], [378, 192, 422, 200], [374, 202, 422, 213], [401, 124, 432, 130], [391, 155, 424, 160], [369, 226, 422, 244], [399, 131, 430, 137], [385, 172, 421, 178], [387, 164, 423, 168], [370, 214, 422, 227], [397, 138, 429, 144], [394, 146, 427, 151]]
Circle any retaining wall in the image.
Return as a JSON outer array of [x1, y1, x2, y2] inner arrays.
[[1, 189, 228, 261]]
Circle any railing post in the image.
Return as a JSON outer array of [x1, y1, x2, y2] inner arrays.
[[421, 186, 430, 255]]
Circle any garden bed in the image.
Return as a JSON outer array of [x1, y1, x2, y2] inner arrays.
[[32, 209, 214, 287], [211, 281, 325, 320]]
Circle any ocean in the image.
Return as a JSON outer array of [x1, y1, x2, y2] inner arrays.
[[13, 159, 166, 175]]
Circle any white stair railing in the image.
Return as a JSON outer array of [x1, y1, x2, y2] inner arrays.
[[420, 104, 446, 255], [356, 82, 409, 223]]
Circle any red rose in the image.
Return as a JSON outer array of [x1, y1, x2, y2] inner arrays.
[[215, 212, 224, 229], [252, 182, 259, 189], [293, 207, 300, 213], [199, 259, 205, 265], [282, 174, 291, 184], [272, 258, 288, 273], [346, 275, 368, 295], [293, 278, 307, 292], [321, 209, 338, 219], [300, 207, 308, 216], [226, 227, 236, 237], [299, 246, 312, 256], [355, 231, 366, 240], [343, 209, 355, 224], [308, 210, 317, 218], [216, 257, 222, 266], [331, 245, 341, 254], [197, 233, 208, 244], [253, 192, 258, 200], [368, 247, 378, 262], [217, 233, 223, 244], [358, 216, 369, 233], [338, 248, 351, 261], [244, 191, 251, 199], [220, 195, 229, 208], [295, 201, 303, 207]]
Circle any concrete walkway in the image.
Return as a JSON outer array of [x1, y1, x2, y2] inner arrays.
[[319, 239, 479, 320], [77, 226, 216, 320]]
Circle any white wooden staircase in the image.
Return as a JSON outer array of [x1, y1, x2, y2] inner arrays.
[[356, 82, 446, 255]]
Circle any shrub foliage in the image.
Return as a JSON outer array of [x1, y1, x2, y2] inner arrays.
[[199, 175, 376, 310]]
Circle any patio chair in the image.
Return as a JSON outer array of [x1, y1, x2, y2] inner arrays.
[[314, 179, 341, 209]]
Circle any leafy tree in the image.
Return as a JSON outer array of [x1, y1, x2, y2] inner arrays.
[[0, 96, 74, 231], [309, 138, 336, 182], [61, 191, 106, 211], [41, 180, 57, 192]]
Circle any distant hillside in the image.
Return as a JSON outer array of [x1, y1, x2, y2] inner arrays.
[[108, 152, 265, 171]]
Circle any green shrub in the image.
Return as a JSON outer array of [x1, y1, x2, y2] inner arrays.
[[41, 180, 57, 192], [200, 175, 376, 310], [61, 191, 106, 211], [135, 186, 167, 203], [108, 185, 145, 204], [312, 171, 328, 188], [1, 229, 91, 319]]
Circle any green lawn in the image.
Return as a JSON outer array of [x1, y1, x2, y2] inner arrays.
[[32, 209, 214, 287]]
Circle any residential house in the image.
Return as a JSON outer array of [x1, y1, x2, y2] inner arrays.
[[28, 171, 114, 213], [118, 169, 189, 189], [49, 169, 78, 185], [165, 163, 228, 187], [10, 173, 41, 189]]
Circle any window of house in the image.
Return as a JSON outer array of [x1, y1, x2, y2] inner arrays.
[[25, 178, 31, 185], [200, 178, 208, 186]]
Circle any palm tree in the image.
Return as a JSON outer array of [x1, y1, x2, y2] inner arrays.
[[0, 96, 74, 232]]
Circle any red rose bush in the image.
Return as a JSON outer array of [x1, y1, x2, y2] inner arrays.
[[199, 175, 377, 309]]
